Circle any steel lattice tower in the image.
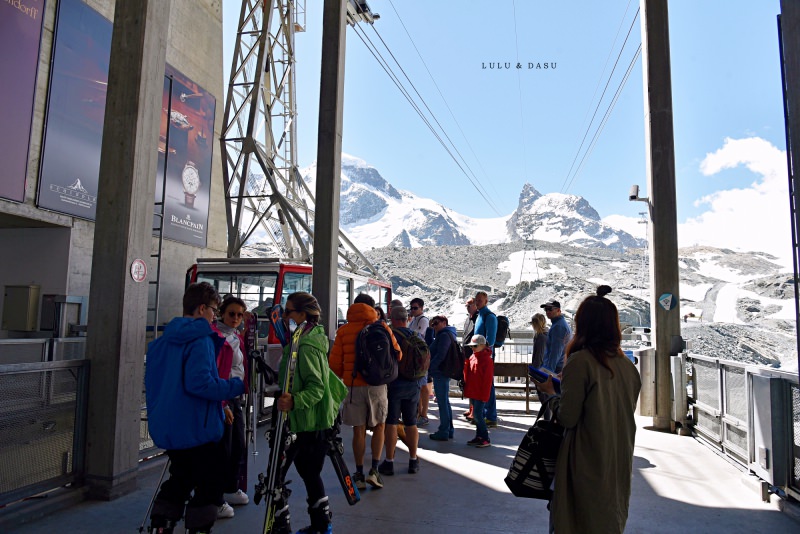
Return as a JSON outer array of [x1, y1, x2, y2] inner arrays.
[[220, 0, 381, 277]]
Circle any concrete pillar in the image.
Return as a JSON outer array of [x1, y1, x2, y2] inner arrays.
[[639, 0, 680, 431], [779, 1, 800, 377], [312, 0, 348, 338], [83, 0, 171, 500]]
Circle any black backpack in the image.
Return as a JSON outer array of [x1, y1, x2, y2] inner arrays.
[[392, 328, 430, 380], [439, 331, 465, 381], [494, 315, 511, 348], [354, 322, 399, 385]]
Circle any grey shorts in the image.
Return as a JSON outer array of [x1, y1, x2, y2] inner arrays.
[[341, 385, 388, 429]]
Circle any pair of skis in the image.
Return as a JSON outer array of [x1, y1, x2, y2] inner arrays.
[[255, 307, 359, 534]]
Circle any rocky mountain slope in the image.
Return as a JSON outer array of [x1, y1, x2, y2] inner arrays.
[[365, 242, 797, 369]]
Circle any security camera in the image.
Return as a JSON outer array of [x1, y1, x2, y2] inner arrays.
[[629, 184, 640, 201]]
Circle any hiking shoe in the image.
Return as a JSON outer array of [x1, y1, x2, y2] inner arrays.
[[217, 502, 235, 519], [417, 416, 429, 426], [429, 432, 449, 441], [466, 437, 483, 447], [224, 489, 249, 505], [366, 468, 384, 489], [296, 525, 332, 534], [475, 438, 491, 448], [408, 458, 420, 474], [353, 471, 366, 490], [378, 459, 394, 476], [485, 419, 498, 428]]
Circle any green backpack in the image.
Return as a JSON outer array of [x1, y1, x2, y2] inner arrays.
[[392, 327, 431, 380]]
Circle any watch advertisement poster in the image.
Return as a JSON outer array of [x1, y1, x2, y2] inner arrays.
[[156, 65, 215, 246], [36, 0, 110, 219], [37, 0, 215, 248], [1, 0, 47, 203]]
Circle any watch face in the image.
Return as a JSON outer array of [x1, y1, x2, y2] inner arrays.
[[182, 163, 200, 194]]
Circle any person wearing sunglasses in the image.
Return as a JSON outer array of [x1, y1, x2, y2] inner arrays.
[[407, 298, 432, 426], [145, 282, 245, 534], [211, 295, 250, 518], [273, 291, 348, 534]]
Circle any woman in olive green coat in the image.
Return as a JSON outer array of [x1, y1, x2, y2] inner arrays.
[[537, 286, 641, 534], [276, 292, 347, 534]]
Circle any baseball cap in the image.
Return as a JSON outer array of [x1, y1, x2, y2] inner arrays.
[[466, 334, 487, 346], [540, 299, 561, 309]]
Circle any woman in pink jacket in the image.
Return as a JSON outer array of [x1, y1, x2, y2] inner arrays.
[[211, 295, 250, 517], [462, 334, 494, 448]]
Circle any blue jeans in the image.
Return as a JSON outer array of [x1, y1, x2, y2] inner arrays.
[[432, 375, 453, 437], [471, 399, 488, 439], [484, 383, 497, 421], [483, 352, 497, 421]]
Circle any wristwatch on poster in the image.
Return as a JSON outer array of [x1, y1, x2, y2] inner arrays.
[[182, 161, 200, 208]]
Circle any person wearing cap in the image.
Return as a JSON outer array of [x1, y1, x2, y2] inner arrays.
[[540, 299, 571, 375], [473, 291, 499, 426], [539, 299, 572, 419], [463, 334, 494, 448]]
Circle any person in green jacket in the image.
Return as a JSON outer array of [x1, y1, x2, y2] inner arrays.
[[276, 292, 347, 534]]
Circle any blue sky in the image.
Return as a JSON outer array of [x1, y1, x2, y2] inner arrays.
[[223, 1, 790, 262]]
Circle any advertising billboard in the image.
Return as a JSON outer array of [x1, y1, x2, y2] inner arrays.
[[0, 0, 47, 202], [156, 66, 215, 246], [37, 0, 214, 246]]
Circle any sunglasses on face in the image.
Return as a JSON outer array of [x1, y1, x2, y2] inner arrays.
[[226, 311, 244, 318], [544, 307, 555, 312]]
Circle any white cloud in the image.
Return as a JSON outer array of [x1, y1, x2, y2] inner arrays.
[[680, 137, 792, 267], [602, 214, 647, 240]]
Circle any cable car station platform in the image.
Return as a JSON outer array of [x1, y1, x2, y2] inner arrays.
[[3, 398, 797, 534]]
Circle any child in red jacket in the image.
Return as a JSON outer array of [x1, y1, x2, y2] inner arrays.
[[463, 334, 494, 447]]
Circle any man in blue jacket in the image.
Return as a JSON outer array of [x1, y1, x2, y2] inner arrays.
[[540, 298, 572, 419], [146, 282, 245, 534], [473, 291, 498, 426]]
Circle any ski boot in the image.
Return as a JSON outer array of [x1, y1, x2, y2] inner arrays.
[[147, 517, 177, 534], [149, 500, 183, 534], [295, 496, 332, 534]]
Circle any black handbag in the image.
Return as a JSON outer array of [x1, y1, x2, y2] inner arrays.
[[504, 401, 564, 500]]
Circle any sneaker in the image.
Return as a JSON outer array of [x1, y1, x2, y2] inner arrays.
[[417, 416, 429, 426], [408, 458, 419, 474], [485, 419, 498, 428], [353, 471, 366, 490], [466, 437, 482, 447], [296, 525, 332, 534], [224, 489, 249, 505], [217, 502, 235, 519], [366, 468, 384, 489], [429, 432, 449, 441], [475, 438, 491, 448], [378, 459, 394, 476]]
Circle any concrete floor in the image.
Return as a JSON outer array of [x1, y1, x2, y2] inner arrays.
[[4, 398, 798, 533]]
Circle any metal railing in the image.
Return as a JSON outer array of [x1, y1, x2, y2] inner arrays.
[[686, 353, 800, 500], [0, 360, 89, 506]]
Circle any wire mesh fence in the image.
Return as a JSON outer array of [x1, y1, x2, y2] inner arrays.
[[0, 360, 88, 506]]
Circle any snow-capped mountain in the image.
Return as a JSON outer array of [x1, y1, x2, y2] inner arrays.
[[300, 154, 644, 252], [507, 184, 646, 251]]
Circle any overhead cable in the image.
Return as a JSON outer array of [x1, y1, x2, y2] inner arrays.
[[350, 20, 503, 215], [560, 6, 641, 194]]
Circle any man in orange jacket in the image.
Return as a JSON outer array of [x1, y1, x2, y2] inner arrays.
[[328, 293, 401, 491]]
